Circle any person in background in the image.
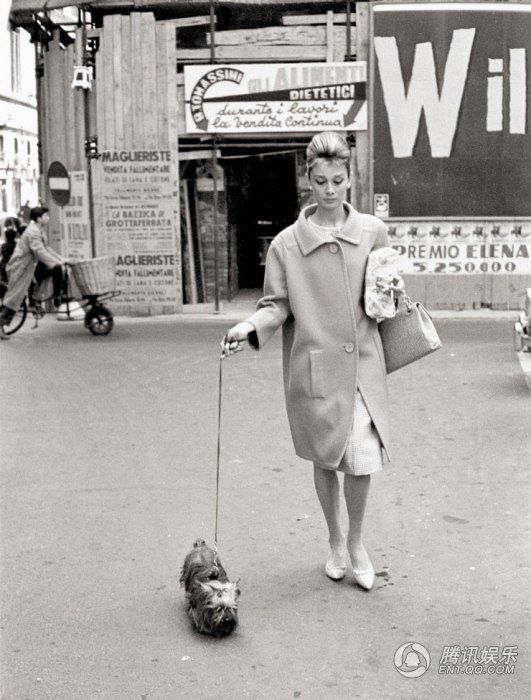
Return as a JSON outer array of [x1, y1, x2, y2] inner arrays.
[[0, 207, 67, 339], [18, 200, 32, 226], [0, 218, 22, 291]]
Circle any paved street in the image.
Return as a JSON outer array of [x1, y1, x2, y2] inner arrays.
[[1, 314, 529, 699]]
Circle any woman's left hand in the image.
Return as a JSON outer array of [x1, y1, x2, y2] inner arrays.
[[388, 275, 405, 295], [375, 275, 405, 295]]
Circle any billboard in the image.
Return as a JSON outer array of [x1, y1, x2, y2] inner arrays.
[[184, 62, 367, 133], [373, 3, 531, 217]]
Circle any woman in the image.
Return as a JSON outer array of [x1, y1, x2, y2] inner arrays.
[[222, 132, 397, 591]]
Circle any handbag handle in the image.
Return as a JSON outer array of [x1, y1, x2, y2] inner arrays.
[[399, 292, 436, 322], [397, 291, 414, 313]]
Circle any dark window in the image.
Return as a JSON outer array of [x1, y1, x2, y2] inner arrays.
[[13, 179, 21, 210], [1, 180, 7, 211]]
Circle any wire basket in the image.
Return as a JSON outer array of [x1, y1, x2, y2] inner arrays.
[[70, 256, 117, 296]]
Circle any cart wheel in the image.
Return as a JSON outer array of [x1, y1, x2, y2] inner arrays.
[[85, 306, 113, 336], [0, 298, 27, 335]]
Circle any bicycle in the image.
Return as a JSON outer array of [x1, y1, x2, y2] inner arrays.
[[0, 261, 120, 337]]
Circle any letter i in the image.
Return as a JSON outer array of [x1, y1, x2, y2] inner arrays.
[[510, 49, 526, 134], [487, 58, 503, 131]]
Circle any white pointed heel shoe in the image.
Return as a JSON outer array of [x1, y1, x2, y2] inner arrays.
[[348, 544, 375, 590], [325, 549, 347, 581], [351, 563, 375, 591]]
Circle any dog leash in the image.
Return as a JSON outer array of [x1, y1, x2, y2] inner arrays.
[[214, 351, 224, 553]]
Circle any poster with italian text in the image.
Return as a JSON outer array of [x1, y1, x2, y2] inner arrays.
[[97, 150, 180, 311]]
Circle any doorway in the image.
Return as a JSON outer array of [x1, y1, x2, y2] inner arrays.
[[225, 152, 299, 292]]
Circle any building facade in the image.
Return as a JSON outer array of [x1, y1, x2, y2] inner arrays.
[[9, 0, 531, 314], [1, 2, 39, 218]]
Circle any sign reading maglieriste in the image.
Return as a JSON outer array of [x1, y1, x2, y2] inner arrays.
[[98, 150, 180, 309], [184, 62, 367, 133]]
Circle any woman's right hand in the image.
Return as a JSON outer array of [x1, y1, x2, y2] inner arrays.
[[220, 321, 255, 357]]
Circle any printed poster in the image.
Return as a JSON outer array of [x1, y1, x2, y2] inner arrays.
[[60, 171, 91, 262], [386, 219, 530, 274], [98, 150, 180, 308]]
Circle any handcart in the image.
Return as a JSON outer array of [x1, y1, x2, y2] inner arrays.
[[0, 256, 120, 337]]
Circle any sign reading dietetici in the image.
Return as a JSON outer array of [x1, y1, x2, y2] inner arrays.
[[96, 149, 180, 311], [184, 62, 367, 133]]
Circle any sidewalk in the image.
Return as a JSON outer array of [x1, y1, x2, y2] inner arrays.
[[123, 289, 522, 324]]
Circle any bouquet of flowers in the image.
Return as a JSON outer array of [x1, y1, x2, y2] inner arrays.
[[364, 246, 404, 321]]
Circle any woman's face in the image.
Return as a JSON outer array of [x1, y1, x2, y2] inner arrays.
[[308, 160, 350, 211]]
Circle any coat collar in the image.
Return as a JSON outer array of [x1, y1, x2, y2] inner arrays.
[[293, 202, 362, 256]]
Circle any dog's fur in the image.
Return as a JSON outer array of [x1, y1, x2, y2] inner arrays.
[[179, 539, 240, 637]]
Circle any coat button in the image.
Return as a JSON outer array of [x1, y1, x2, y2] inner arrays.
[[343, 343, 354, 353], [329, 243, 339, 254]]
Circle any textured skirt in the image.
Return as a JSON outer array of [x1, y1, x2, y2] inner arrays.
[[316, 391, 383, 476]]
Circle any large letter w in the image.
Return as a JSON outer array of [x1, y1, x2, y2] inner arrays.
[[374, 28, 476, 158]]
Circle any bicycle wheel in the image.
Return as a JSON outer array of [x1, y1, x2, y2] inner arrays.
[[0, 298, 27, 335]]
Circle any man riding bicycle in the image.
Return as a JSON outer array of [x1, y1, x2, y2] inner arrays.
[[0, 206, 68, 339]]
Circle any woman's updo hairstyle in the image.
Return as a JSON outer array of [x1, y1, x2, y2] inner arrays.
[[306, 131, 351, 176]]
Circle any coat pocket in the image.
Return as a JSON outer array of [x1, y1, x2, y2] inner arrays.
[[309, 350, 325, 398]]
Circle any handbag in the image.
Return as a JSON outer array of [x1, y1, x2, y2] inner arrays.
[[378, 294, 442, 373]]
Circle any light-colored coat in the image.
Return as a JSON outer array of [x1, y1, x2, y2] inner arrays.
[[246, 202, 391, 468], [3, 221, 63, 310]]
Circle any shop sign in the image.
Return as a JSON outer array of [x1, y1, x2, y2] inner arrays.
[[184, 62, 367, 133], [60, 171, 91, 262], [373, 3, 531, 217], [96, 150, 180, 308]]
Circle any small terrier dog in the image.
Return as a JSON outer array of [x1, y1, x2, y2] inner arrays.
[[179, 539, 240, 637]]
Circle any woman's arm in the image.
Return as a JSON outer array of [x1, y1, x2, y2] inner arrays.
[[223, 241, 291, 355], [245, 241, 291, 349], [372, 220, 390, 250]]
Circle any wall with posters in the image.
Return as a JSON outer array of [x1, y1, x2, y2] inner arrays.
[[94, 149, 181, 314], [372, 2, 531, 308]]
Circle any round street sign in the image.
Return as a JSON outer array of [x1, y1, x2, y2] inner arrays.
[[47, 161, 70, 206]]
